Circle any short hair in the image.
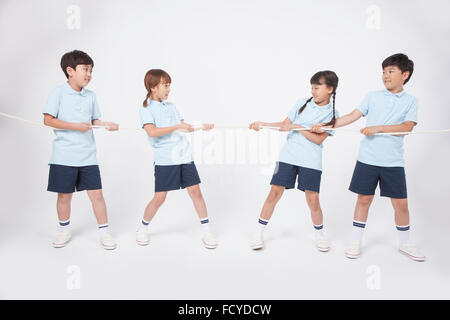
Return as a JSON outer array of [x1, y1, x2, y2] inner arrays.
[[60, 50, 94, 78], [382, 53, 414, 85]]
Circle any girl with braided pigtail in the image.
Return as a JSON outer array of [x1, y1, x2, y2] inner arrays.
[[249, 71, 339, 251]]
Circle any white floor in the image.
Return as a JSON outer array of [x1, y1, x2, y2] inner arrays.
[[0, 188, 448, 300]]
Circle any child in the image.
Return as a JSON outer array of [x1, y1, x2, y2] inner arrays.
[[249, 71, 340, 251], [136, 69, 217, 249], [312, 53, 425, 261], [43, 50, 119, 250]]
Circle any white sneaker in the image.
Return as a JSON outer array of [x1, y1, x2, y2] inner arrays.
[[136, 228, 150, 246], [250, 233, 264, 250], [52, 230, 71, 248], [202, 232, 218, 249], [399, 241, 425, 262], [100, 233, 117, 250], [345, 240, 361, 259], [315, 234, 330, 252]]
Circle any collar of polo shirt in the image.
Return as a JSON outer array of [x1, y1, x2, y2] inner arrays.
[[383, 88, 405, 98], [310, 98, 332, 109], [148, 98, 166, 106], [64, 82, 87, 96]]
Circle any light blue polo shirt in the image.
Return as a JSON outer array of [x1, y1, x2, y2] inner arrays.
[[357, 89, 418, 167], [278, 98, 339, 171], [42, 82, 101, 167], [140, 99, 193, 166]]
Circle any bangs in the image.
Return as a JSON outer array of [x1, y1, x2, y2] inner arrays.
[[310, 72, 325, 85], [160, 72, 172, 84]]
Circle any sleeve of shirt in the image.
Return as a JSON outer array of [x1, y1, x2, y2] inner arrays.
[[42, 88, 60, 117], [356, 93, 371, 117], [140, 106, 155, 128], [403, 97, 418, 125], [287, 99, 306, 122], [92, 93, 102, 120]]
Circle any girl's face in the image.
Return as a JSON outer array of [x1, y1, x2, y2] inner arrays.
[[150, 79, 171, 101], [67, 64, 92, 90], [382, 65, 409, 91], [311, 81, 334, 106]]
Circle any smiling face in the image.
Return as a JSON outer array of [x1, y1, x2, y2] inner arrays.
[[66, 64, 93, 91], [150, 78, 171, 101], [311, 79, 334, 106], [382, 65, 410, 92]]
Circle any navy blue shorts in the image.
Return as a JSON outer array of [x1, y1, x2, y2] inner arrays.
[[154, 161, 201, 192], [48, 164, 102, 193], [270, 161, 322, 193], [349, 161, 407, 199]]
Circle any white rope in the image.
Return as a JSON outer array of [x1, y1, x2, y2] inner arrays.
[[1, 111, 450, 135], [259, 125, 450, 136]]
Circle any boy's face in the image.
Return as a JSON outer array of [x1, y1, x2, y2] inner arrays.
[[311, 81, 334, 105], [66, 64, 93, 88], [382, 65, 409, 91], [150, 79, 171, 101]]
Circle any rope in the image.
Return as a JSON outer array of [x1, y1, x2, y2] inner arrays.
[[1, 111, 450, 136]]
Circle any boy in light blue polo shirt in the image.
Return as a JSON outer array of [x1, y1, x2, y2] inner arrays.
[[135, 69, 217, 249], [43, 50, 119, 250], [312, 53, 425, 261]]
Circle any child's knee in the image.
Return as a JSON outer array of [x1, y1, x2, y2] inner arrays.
[[267, 187, 283, 203], [57, 193, 72, 203], [153, 192, 167, 206], [306, 192, 320, 209], [357, 195, 373, 207], [88, 190, 104, 203], [188, 186, 202, 200]]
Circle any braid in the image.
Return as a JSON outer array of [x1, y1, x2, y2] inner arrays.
[[298, 97, 313, 115], [143, 92, 151, 107], [324, 92, 336, 127]]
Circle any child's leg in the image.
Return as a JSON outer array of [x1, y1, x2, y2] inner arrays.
[[57, 193, 73, 229], [305, 190, 329, 251], [260, 185, 285, 220], [186, 184, 214, 235], [354, 194, 374, 222], [305, 190, 322, 227], [87, 189, 108, 225], [350, 194, 374, 242], [391, 198, 410, 244], [186, 184, 207, 220], [142, 191, 168, 224], [255, 185, 285, 234], [87, 189, 116, 249]]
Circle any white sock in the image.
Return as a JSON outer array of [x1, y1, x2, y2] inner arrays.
[[200, 218, 210, 233], [98, 224, 109, 236], [139, 218, 150, 231], [352, 220, 366, 242], [59, 219, 70, 232], [396, 225, 410, 245], [313, 224, 324, 237], [258, 217, 269, 235]]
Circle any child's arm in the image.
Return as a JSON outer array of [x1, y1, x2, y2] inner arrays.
[[92, 119, 119, 131], [288, 124, 330, 145], [43, 114, 92, 132], [143, 122, 193, 137], [310, 109, 363, 133], [360, 121, 415, 136], [249, 118, 328, 145], [249, 117, 291, 131]]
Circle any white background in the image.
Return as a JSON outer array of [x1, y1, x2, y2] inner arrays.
[[0, 0, 449, 299]]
